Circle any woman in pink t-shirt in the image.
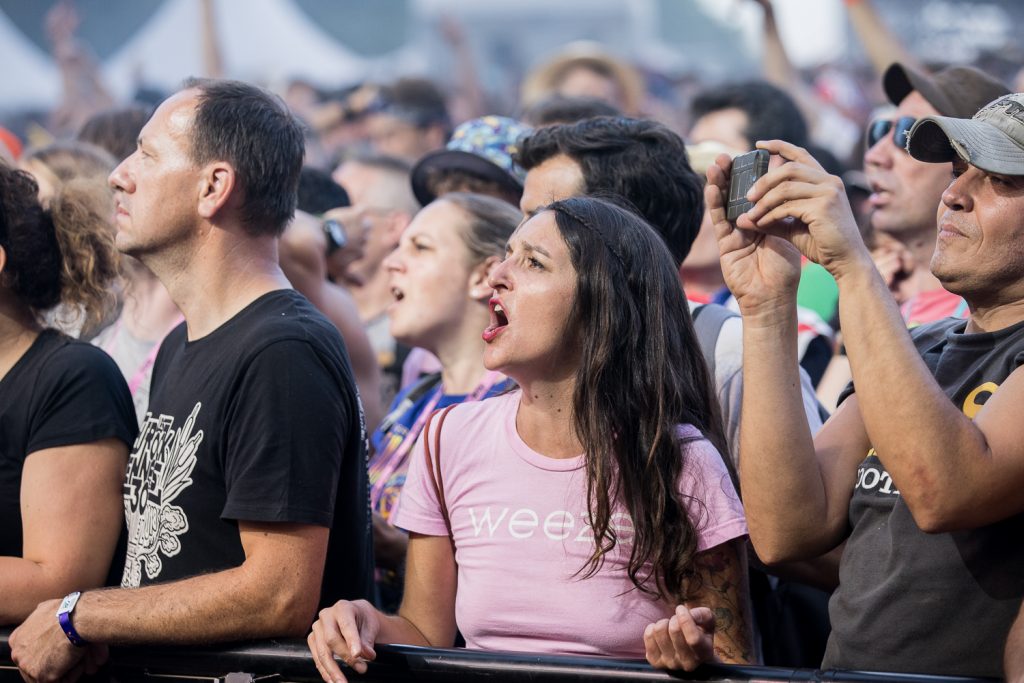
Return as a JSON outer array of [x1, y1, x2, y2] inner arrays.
[[309, 197, 753, 677]]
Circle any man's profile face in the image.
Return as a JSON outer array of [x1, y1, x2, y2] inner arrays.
[[864, 91, 951, 238], [520, 153, 586, 217], [109, 89, 203, 260], [930, 158, 1024, 299]]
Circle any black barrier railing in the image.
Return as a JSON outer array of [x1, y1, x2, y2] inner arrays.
[[0, 629, 1000, 683]]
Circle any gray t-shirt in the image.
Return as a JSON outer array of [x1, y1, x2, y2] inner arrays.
[[687, 300, 823, 469], [826, 317, 1024, 677]]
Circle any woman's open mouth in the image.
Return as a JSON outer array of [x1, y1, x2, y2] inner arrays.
[[387, 286, 405, 313], [483, 297, 509, 342]]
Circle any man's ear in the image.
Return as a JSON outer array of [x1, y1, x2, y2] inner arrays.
[[0, 244, 7, 285], [468, 255, 500, 300], [196, 162, 236, 220]]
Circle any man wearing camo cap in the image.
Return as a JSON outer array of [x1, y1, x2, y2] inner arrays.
[[699, 91, 1024, 676], [908, 92, 1024, 174]]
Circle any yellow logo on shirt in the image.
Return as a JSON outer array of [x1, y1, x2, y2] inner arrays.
[[962, 382, 999, 419]]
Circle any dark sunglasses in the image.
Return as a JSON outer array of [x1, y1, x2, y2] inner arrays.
[[866, 116, 917, 151]]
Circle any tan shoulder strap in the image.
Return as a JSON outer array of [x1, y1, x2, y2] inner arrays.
[[423, 404, 457, 548]]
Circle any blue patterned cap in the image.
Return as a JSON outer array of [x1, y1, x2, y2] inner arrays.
[[411, 115, 533, 205]]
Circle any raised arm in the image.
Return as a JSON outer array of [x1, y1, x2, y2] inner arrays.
[[438, 16, 486, 121], [714, 316, 825, 471], [750, 0, 824, 132], [199, 0, 225, 78], [843, 0, 923, 77], [724, 139, 1024, 535], [0, 439, 126, 625], [45, 1, 114, 134], [706, 149, 869, 563]]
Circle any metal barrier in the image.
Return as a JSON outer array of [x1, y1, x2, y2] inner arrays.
[[0, 629, 999, 683]]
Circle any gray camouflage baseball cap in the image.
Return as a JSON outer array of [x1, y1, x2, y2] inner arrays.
[[907, 93, 1024, 175]]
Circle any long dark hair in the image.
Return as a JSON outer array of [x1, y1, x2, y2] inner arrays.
[[545, 195, 727, 603]]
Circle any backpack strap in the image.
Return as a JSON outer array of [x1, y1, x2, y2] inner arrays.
[[692, 303, 738, 379], [423, 404, 458, 549]]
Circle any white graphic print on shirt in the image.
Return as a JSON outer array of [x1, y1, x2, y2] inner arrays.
[[121, 402, 203, 587]]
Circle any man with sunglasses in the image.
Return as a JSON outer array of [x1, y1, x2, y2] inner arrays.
[[864, 63, 1007, 325]]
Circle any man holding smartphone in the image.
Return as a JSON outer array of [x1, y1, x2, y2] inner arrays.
[[705, 92, 1024, 677]]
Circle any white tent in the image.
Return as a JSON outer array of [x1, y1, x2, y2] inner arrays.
[[0, 9, 62, 109], [0, 0, 383, 111]]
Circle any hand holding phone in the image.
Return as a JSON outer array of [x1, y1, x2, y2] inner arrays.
[[726, 149, 769, 222]]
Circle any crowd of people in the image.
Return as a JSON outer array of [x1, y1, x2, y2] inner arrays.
[[2, 1, 1024, 682]]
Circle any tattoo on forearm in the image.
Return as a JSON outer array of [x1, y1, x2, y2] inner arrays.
[[687, 539, 754, 664]]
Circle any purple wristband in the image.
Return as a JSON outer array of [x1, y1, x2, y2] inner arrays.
[[56, 592, 87, 647]]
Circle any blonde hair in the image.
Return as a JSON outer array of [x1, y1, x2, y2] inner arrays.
[[48, 179, 120, 334]]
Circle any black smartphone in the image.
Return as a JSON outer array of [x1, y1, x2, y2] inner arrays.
[[726, 149, 769, 222]]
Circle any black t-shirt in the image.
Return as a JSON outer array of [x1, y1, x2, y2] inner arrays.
[[828, 317, 1024, 677], [121, 290, 373, 607], [0, 330, 137, 573]]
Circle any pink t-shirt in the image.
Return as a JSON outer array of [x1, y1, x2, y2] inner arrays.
[[393, 390, 747, 658], [901, 287, 968, 328]]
